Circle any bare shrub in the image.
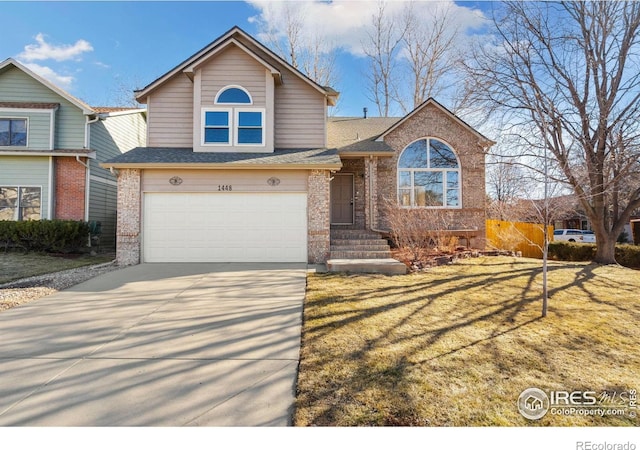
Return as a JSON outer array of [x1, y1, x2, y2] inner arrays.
[[384, 200, 462, 263]]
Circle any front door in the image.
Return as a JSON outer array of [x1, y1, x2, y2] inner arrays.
[[331, 174, 354, 225]]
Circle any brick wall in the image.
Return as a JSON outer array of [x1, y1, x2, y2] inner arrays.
[[377, 102, 488, 248], [116, 168, 141, 266], [54, 157, 87, 220], [307, 169, 331, 263]]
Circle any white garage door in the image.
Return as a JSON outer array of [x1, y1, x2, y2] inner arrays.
[[143, 192, 307, 262]]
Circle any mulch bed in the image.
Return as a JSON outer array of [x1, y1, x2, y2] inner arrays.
[[392, 247, 519, 272]]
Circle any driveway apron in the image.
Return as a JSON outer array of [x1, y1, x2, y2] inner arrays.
[[0, 263, 307, 426]]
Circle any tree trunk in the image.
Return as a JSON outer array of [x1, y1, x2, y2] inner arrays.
[[593, 235, 617, 265]]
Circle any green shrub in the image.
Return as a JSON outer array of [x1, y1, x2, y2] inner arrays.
[[548, 241, 596, 261], [0, 220, 90, 253], [615, 244, 640, 268], [548, 241, 640, 268]]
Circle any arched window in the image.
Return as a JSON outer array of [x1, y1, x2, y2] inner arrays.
[[202, 85, 264, 146], [215, 86, 252, 104], [397, 138, 461, 207]]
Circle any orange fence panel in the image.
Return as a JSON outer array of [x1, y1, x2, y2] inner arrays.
[[486, 219, 553, 259]]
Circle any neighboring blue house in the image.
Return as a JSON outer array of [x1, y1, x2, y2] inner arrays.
[[0, 58, 147, 248]]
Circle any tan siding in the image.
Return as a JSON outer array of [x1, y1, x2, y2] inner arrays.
[[147, 75, 193, 147], [200, 46, 266, 107], [275, 74, 326, 148], [142, 169, 307, 192]]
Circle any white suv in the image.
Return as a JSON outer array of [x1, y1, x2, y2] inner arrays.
[[553, 229, 596, 243]]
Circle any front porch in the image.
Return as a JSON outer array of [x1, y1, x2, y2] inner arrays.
[[328, 157, 407, 274], [326, 228, 407, 275]]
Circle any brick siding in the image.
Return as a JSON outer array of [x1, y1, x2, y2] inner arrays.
[[307, 169, 331, 263], [333, 102, 489, 249], [54, 157, 86, 220], [380, 103, 487, 248], [116, 168, 141, 266]]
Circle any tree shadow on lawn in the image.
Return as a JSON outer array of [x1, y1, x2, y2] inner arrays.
[[297, 258, 639, 425], [305, 259, 593, 343]]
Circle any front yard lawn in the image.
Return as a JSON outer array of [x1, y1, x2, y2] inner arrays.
[[296, 256, 640, 426], [0, 252, 113, 284]]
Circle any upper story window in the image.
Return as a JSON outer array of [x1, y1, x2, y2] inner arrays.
[[398, 138, 461, 208], [215, 87, 252, 104], [203, 86, 264, 147], [0, 118, 27, 147]]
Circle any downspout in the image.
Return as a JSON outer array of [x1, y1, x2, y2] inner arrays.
[[84, 114, 100, 148], [81, 114, 100, 224]]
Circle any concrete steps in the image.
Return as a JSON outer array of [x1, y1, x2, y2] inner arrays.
[[327, 229, 407, 275], [327, 258, 408, 275]]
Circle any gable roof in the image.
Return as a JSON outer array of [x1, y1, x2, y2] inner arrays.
[[378, 98, 495, 147], [0, 58, 94, 115], [327, 117, 398, 155], [135, 26, 338, 106]]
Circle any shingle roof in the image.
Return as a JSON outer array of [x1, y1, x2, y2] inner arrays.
[[91, 106, 139, 113], [102, 147, 342, 169], [327, 117, 399, 154]]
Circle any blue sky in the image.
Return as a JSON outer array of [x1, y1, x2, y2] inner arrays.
[[1, 1, 494, 116]]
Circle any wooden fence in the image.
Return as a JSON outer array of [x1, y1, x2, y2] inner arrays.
[[486, 219, 553, 259]]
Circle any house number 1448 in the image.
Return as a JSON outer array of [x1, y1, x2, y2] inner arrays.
[[218, 185, 232, 191]]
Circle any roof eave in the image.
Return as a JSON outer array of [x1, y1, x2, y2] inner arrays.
[[0, 150, 96, 158], [100, 162, 342, 170], [97, 108, 147, 118], [338, 151, 395, 158]]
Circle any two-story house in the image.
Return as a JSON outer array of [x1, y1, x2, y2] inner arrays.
[[0, 58, 147, 248], [102, 27, 493, 268]]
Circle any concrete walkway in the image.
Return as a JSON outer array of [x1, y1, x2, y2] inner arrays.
[[0, 263, 307, 426]]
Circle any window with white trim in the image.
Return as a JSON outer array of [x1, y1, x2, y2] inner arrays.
[[0, 186, 41, 220], [397, 138, 461, 208], [203, 109, 232, 145], [202, 86, 265, 147], [0, 118, 27, 146]]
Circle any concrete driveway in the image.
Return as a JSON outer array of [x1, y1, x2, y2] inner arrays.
[[0, 263, 307, 426]]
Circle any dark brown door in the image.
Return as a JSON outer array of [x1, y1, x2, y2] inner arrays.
[[331, 174, 354, 224]]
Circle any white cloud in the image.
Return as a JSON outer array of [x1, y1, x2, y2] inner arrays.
[[21, 63, 74, 89], [246, 0, 488, 57], [18, 33, 93, 62]]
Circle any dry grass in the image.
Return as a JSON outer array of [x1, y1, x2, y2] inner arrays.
[[0, 252, 113, 284], [295, 256, 640, 426]]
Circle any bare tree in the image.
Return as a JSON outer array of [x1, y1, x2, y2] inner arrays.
[[395, 2, 461, 113], [253, 2, 338, 88], [486, 156, 526, 204], [362, 1, 407, 117], [465, 1, 640, 264]]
